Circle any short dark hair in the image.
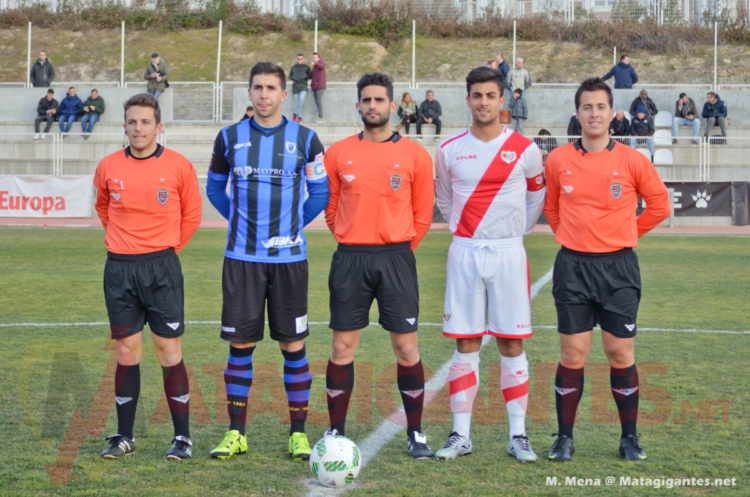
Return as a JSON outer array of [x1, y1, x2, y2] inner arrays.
[[46, 89, 54, 94], [514, 88, 523, 96], [249, 62, 286, 91], [124, 93, 161, 124], [465, 66, 505, 96], [313, 52, 320, 57], [707, 91, 717, 98], [574, 77, 612, 110], [620, 54, 628, 61], [356, 72, 394, 102], [246, 105, 253, 111], [679, 92, 687, 99], [91, 88, 98, 93], [297, 53, 304, 57], [539, 129, 551, 136], [39, 49, 46, 54], [68, 86, 75, 91]]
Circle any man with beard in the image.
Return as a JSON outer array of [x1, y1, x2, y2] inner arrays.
[[323, 72, 435, 458]]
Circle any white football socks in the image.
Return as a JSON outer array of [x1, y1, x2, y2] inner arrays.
[[501, 351, 530, 438], [448, 349, 480, 439]]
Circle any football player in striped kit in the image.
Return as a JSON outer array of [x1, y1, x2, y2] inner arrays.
[[434, 67, 546, 462]]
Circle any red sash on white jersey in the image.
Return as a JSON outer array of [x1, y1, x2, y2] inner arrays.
[[454, 132, 532, 238]]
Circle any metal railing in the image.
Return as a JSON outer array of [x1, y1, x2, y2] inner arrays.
[[125, 81, 216, 122], [1, 130, 747, 182], [0, 82, 26, 88]]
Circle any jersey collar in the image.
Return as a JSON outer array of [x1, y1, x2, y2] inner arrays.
[[357, 131, 401, 144], [125, 143, 164, 160], [574, 138, 615, 156]]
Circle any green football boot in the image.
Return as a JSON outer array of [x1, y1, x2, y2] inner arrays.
[[289, 432, 312, 461], [210, 430, 247, 459]]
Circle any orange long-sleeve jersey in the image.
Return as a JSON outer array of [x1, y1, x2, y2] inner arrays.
[[324, 133, 435, 250], [94, 145, 202, 254], [544, 139, 671, 253]]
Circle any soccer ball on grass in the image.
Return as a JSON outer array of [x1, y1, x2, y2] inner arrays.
[[309, 434, 361, 487]]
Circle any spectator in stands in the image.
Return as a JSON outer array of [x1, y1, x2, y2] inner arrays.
[[702, 91, 728, 139], [80, 89, 105, 138], [567, 114, 581, 143], [289, 53, 311, 123], [396, 92, 417, 135], [508, 88, 528, 134], [487, 60, 498, 70], [30, 50, 55, 88], [609, 109, 631, 143], [672, 93, 700, 144], [496, 53, 510, 80], [630, 106, 655, 161], [240, 105, 254, 121], [629, 89, 658, 118], [534, 129, 557, 165], [416, 90, 442, 142], [144, 53, 169, 99], [311, 52, 326, 124], [505, 58, 532, 92], [602, 55, 638, 89], [33, 88, 58, 140], [58, 86, 82, 135]]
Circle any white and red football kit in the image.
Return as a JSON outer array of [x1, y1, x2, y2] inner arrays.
[[436, 126, 546, 339]]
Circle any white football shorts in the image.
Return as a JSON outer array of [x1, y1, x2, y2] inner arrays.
[[442, 235, 533, 339]]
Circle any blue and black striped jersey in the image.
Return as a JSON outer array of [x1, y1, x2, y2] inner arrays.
[[206, 116, 328, 263]]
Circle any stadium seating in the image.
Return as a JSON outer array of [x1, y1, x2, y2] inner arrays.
[[654, 111, 673, 128], [636, 148, 651, 160], [654, 149, 674, 166], [654, 130, 672, 146]]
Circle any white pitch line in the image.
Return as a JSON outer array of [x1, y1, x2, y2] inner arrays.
[[302, 267, 554, 496]]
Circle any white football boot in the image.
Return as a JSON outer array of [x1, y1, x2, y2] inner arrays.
[[435, 432, 473, 460]]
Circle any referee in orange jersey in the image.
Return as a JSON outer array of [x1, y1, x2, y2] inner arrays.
[[93, 94, 202, 460], [322, 73, 436, 458], [544, 78, 670, 463]]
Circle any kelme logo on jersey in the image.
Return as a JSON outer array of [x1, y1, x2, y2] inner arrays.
[[234, 141, 252, 150], [611, 182, 622, 199], [157, 188, 169, 205], [261, 234, 304, 249], [500, 151, 517, 164], [390, 174, 402, 191]]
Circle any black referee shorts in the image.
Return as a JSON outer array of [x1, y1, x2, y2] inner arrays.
[[220, 258, 309, 343], [552, 247, 641, 338], [329, 242, 419, 334], [104, 248, 185, 340]]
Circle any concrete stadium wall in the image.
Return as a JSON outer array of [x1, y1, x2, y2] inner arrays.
[[0, 88, 174, 124], [234, 87, 750, 130]]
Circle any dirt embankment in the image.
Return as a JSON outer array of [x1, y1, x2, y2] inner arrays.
[[2, 28, 748, 84]]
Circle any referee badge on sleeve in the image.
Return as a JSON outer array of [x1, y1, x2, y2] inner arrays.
[[157, 188, 169, 205]]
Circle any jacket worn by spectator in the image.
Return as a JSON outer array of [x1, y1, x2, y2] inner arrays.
[[30, 58, 55, 88], [311, 60, 326, 91], [508, 96, 528, 120], [144, 59, 169, 93], [37, 97, 59, 117], [610, 116, 631, 136], [83, 96, 105, 116], [59, 94, 83, 118], [418, 99, 442, 120], [289, 63, 312, 94], [630, 115, 654, 136], [602, 61, 638, 89], [505, 68, 532, 91], [675, 98, 698, 119], [567, 115, 582, 136], [497, 60, 510, 80], [702, 94, 728, 119], [398, 100, 417, 118], [629, 97, 658, 117]]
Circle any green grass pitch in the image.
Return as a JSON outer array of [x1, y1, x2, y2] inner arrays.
[[0, 227, 748, 496]]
